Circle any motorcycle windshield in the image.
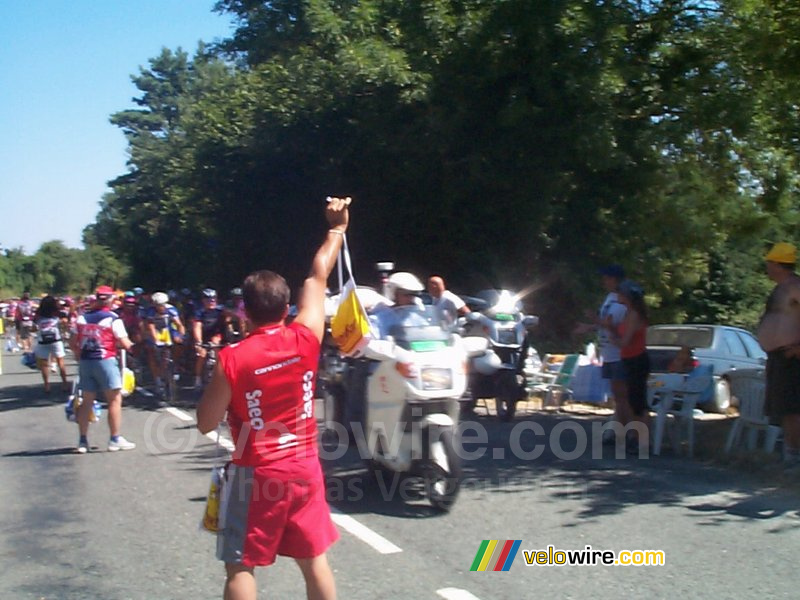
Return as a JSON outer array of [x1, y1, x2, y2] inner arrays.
[[388, 306, 451, 351]]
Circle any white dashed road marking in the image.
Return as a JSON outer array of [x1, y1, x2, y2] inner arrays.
[[164, 406, 235, 451], [330, 509, 403, 555], [437, 588, 482, 600], [164, 406, 194, 422]]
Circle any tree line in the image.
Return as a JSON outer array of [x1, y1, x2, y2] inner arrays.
[[0, 241, 127, 299], [76, 0, 800, 348]]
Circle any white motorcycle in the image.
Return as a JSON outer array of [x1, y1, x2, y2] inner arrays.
[[359, 304, 486, 511], [462, 289, 539, 421]]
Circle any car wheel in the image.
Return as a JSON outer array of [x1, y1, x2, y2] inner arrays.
[[710, 377, 731, 413]]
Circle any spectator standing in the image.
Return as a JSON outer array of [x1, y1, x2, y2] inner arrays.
[[756, 242, 800, 467], [576, 265, 628, 442], [34, 295, 69, 394], [70, 286, 135, 454], [197, 197, 350, 600], [15, 291, 36, 352], [614, 280, 651, 454]]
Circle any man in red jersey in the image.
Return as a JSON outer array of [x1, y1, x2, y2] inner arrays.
[[197, 197, 350, 600]]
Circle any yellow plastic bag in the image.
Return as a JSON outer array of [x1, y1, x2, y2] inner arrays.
[[331, 280, 372, 355], [329, 235, 373, 356], [119, 350, 136, 398], [121, 368, 136, 397]]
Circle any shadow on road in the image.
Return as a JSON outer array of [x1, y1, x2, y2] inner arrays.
[[4, 446, 80, 457], [0, 384, 68, 413], [322, 409, 800, 524]]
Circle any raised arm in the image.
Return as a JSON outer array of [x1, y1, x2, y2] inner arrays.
[[294, 197, 351, 342]]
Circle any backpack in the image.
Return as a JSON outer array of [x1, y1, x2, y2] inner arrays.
[[39, 319, 60, 344]]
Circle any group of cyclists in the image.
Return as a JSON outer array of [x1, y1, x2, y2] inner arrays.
[[2, 286, 250, 399]]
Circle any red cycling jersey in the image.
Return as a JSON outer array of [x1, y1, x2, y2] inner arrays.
[[220, 322, 321, 466]]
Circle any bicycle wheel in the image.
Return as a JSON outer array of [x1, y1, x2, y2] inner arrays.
[[157, 347, 176, 404]]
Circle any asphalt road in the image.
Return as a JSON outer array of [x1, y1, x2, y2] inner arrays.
[[1, 346, 799, 600]]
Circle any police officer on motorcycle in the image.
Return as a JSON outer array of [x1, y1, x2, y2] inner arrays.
[[344, 272, 425, 440]]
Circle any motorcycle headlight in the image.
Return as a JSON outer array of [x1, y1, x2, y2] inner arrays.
[[420, 367, 453, 390]]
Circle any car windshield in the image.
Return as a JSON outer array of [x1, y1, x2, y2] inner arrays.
[[388, 305, 451, 350], [646, 326, 714, 348]]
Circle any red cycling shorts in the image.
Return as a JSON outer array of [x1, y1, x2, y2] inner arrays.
[[217, 456, 338, 567]]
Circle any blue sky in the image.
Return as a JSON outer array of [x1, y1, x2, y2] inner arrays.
[[0, 1, 235, 253]]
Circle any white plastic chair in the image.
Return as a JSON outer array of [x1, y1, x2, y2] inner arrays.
[[724, 371, 781, 455], [651, 375, 713, 457], [647, 373, 685, 409]]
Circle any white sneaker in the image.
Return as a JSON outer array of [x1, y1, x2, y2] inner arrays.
[[108, 436, 136, 452], [76, 441, 89, 454]]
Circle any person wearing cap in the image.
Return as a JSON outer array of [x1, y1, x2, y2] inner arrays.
[[757, 242, 800, 467], [69, 286, 135, 453], [576, 265, 628, 444]]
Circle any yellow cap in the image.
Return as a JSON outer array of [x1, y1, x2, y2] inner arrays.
[[765, 242, 797, 264]]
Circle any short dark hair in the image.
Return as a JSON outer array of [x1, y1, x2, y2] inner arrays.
[[243, 270, 290, 325]]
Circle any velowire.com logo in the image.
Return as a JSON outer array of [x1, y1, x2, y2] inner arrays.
[[469, 540, 522, 572]]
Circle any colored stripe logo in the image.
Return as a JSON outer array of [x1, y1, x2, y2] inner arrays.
[[470, 540, 522, 572]]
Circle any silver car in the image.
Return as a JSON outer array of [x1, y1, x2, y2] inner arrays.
[[646, 324, 766, 413]]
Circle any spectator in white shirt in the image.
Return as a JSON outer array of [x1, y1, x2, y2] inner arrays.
[[427, 276, 470, 325]]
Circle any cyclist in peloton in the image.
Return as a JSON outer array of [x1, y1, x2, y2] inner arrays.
[[178, 288, 197, 325], [144, 291, 186, 395], [192, 288, 227, 389], [224, 287, 250, 343], [119, 294, 143, 345]]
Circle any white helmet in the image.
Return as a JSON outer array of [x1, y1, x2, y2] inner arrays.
[[386, 272, 424, 302], [152, 291, 169, 306]]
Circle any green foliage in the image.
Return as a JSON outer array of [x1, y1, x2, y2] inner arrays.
[[84, 0, 800, 346], [0, 240, 126, 297]]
